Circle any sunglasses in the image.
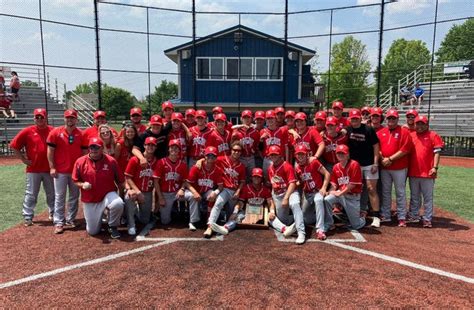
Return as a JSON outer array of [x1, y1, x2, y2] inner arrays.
[[206, 154, 217, 158], [407, 115, 415, 119], [101, 131, 111, 135], [387, 117, 397, 120], [232, 149, 242, 152], [131, 114, 141, 117], [89, 145, 100, 150], [68, 135, 74, 145]]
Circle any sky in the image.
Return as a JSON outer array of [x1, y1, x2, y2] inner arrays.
[[0, 0, 472, 99]]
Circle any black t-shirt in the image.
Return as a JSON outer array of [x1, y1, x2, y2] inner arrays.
[[134, 123, 172, 159], [346, 124, 379, 166]]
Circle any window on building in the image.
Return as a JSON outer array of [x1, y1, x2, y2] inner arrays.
[[197, 57, 224, 80], [255, 58, 282, 80], [226, 59, 239, 80], [269, 58, 282, 80], [255, 59, 268, 80], [197, 57, 282, 81], [197, 58, 209, 79], [240, 59, 253, 80], [210, 58, 223, 79]]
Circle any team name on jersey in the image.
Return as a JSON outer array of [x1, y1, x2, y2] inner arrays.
[[165, 171, 180, 181], [271, 175, 285, 188], [193, 136, 206, 146], [337, 176, 350, 186], [248, 197, 264, 206], [296, 141, 311, 150], [325, 143, 337, 152], [218, 143, 230, 153], [139, 168, 153, 178], [198, 178, 213, 188], [266, 137, 281, 146], [241, 137, 254, 146], [300, 172, 313, 182], [224, 167, 239, 178]]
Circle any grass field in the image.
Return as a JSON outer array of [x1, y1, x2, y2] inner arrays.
[[1, 164, 473, 231]]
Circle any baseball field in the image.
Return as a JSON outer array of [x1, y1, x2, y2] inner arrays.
[[1, 156, 473, 307]]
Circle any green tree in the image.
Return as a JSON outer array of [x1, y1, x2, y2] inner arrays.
[[101, 85, 135, 119], [22, 80, 39, 87], [146, 80, 178, 113], [73, 81, 101, 95], [379, 39, 431, 91], [322, 36, 371, 107], [436, 19, 474, 63]]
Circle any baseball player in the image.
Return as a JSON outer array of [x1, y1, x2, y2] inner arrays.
[[324, 144, 366, 230], [312, 111, 327, 133], [267, 145, 305, 245], [294, 145, 332, 240], [369, 107, 385, 132], [331, 101, 350, 129], [254, 111, 266, 131], [208, 106, 233, 131], [161, 101, 174, 125], [403, 109, 418, 132], [188, 110, 215, 167], [184, 108, 197, 128], [274, 107, 286, 127], [168, 112, 191, 161], [210, 168, 273, 235], [292, 112, 325, 158], [407, 115, 444, 228], [82, 110, 118, 142], [119, 107, 147, 137], [132, 114, 172, 163], [207, 113, 231, 156], [361, 106, 371, 125], [260, 110, 289, 176], [321, 116, 348, 172], [184, 146, 223, 232], [72, 137, 125, 238], [284, 110, 296, 130], [47, 109, 86, 234], [10, 108, 54, 226], [377, 109, 413, 226], [233, 110, 260, 180], [124, 137, 159, 235], [154, 139, 188, 226]]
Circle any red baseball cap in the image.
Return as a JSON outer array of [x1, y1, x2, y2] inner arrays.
[[314, 111, 327, 120], [361, 106, 371, 114], [168, 139, 180, 147], [88, 137, 103, 147], [406, 109, 419, 117], [348, 109, 361, 120], [34, 108, 47, 117], [295, 112, 307, 121], [254, 111, 265, 120], [64, 109, 78, 118], [294, 144, 308, 155], [241, 110, 253, 118], [130, 107, 142, 116], [335, 144, 349, 155], [162, 101, 174, 111], [267, 145, 281, 156], [93, 110, 106, 119], [275, 107, 285, 114], [332, 101, 344, 110], [149, 114, 163, 125], [205, 146, 218, 156], [415, 115, 428, 124], [214, 113, 227, 122], [171, 112, 183, 121], [265, 110, 276, 119], [285, 110, 296, 118], [185, 108, 196, 116], [386, 109, 399, 118], [251, 168, 263, 178], [326, 116, 337, 126], [195, 110, 207, 119], [144, 137, 158, 145], [371, 107, 383, 116], [232, 131, 244, 141], [212, 106, 223, 114]]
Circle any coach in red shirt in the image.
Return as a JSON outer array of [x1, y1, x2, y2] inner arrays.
[[10, 108, 54, 226], [72, 137, 125, 239]]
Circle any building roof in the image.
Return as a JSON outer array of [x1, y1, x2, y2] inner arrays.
[[164, 24, 316, 64]]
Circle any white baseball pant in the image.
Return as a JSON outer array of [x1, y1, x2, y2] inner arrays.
[[83, 191, 124, 235], [22, 172, 55, 220], [53, 173, 79, 226], [124, 191, 153, 229], [324, 193, 366, 230]]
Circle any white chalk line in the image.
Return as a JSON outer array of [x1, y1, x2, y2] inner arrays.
[[273, 228, 367, 243]]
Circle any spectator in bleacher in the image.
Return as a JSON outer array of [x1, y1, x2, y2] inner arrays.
[[82, 110, 118, 143], [9, 71, 21, 102], [399, 84, 413, 106], [98, 124, 116, 156], [10, 108, 55, 226], [403, 109, 418, 132], [410, 83, 424, 107], [0, 87, 15, 118]]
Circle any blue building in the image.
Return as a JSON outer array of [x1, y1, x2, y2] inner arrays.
[[164, 25, 316, 122]]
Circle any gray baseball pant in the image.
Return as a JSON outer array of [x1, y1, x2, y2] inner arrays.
[[22, 172, 55, 220], [381, 168, 407, 220], [184, 189, 213, 224], [83, 191, 124, 235], [240, 156, 256, 182], [325, 193, 366, 230], [222, 210, 246, 232], [270, 191, 305, 236], [159, 191, 178, 225], [302, 192, 334, 232], [409, 177, 435, 221], [208, 188, 237, 225], [125, 191, 153, 228], [263, 157, 272, 181], [53, 173, 79, 226]]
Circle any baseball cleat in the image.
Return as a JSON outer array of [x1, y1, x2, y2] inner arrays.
[[406, 215, 420, 223], [128, 227, 136, 236], [48, 214, 54, 221], [423, 220, 432, 228], [109, 227, 121, 239], [211, 223, 229, 235], [295, 234, 306, 245], [283, 223, 297, 237], [24, 219, 33, 227], [203, 227, 212, 239], [398, 220, 407, 227], [371, 216, 381, 228], [54, 225, 64, 234], [188, 223, 197, 231], [65, 220, 77, 228]]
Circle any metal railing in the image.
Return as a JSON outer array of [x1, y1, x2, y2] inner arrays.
[[66, 91, 96, 126], [366, 86, 393, 110]]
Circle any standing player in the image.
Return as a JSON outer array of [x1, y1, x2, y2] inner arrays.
[[284, 110, 296, 130], [208, 113, 231, 156], [10, 108, 54, 226], [254, 111, 266, 131], [47, 109, 86, 234], [168, 112, 190, 161], [331, 101, 349, 130], [119, 107, 147, 137], [403, 109, 418, 132], [407, 115, 444, 227], [234, 110, 260, 180], [275, 107, 286, 127], [72, 137, 125, 238], [293, 112, 325, 158], [313, 111, 327, 133], [184, 108, 197, 128], [115, 124, 138, 175], [260, 110, 289, 176], [132, 114, 172, 163], [161, 101, 174, 125], [361, 106, 371, 125], [188, 110, 215, 167], [321, 116, 348, 172], [208, 106, 233, 131], [369, 107, 385, 132], [267, 145, 306, 245]]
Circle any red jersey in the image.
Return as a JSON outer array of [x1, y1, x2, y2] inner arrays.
[[208, 121, 233, 132], [235, 127, 260, 157], [10, 125, 53, 173], [373, 125, 385, 133], [168, 128, 188, 159], [239, 184, 272, 207], [116, 138, 133, 174], [187, 164, 223, 193], [82, 125, 118, 146], [268, 161, 297, 195], [295, 159, 324, 193], [184, 120, 197, 128], [377, 126, 413, 170], [408, 130, 444, 178], [293, 127, 323, 157], [322, 133, 348, 164], [153, 157, 188, 193], [216, 155, 246, 190], [124, 156, 158, 192], [260, 126, 289, 157], [208, 129, 231, 156], [330, 159, 362, 194], [47, 126, 84, 173], [72, 154, 124, 203], [188, 126, 214, 159], [336, 116, 349, 130], [402, 124, 416, 133]]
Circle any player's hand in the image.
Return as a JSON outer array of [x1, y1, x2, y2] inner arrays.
[[82, 182, 92, 190], [282, 197, 289, 208], [192, 192, 201, 201], [208, 192, 217, 202], [158, 196, 165, 207], [371, 164, 378, 174], [195, 158, 204, 169], [50, 168, 58, 178], [137, 192, 145, 204], [428, 168, 437, 177], [319, 189, 327, 197], [139, 157, 148, 168], [232, 190, 240, 200], [22, 158, 32, 166], [269, 211, 276, 221], [381, 157, 391, 167], [334, 190, 342, 197], [260, 132, 269, 140], [176, 189, 185, 200]]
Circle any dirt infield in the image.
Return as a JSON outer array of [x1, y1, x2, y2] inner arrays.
[[1, 207, 473, 308]]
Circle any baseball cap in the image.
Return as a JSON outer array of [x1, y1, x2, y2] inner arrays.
[[415, 115, 428, 124], [214, 113, 227, 122], [162, 101, 174, 110], [185, 108, 196, 116], [254, 111, 265, 120], [326, 116, 337, 126], [251, 168, 263, 178], [335, 144, 349, 155], [130, 107, 142, 116], [371, 107, 383, 116], [195, 110, 207, 119], [64, 109, 78, 118], [348, 109, 361, 120], [241, 110, 253, 118], [285, 110, 296, 118], [295, 112, 307, 121], [294, 144, 308, 155], [34, 108, 47, 117], [171, 112, 183, 121], [205, 146, 218, 156], [275, 107, 285, 114], [212, 106, 223, 114], [88, 137, 103, 147], [232, 131, 244, 141], [265, 110, 276, 119], [267, 145, 281, 156], [361, 106, 371, 114], [314, 111, 327, 120], [144, 136, 158, 145], [332, 101, 344, 110], [406, 109, 419, 117], [168, 139, 180, 148], [93, 110, 106, 119], [386, 109, 399, 118], [149, 114, 163, 125]]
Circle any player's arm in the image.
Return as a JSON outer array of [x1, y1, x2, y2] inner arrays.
[[47, 145, 57, 178], [153, 179, 165, 207], [185, 181, 201, 201], [12, 146, 32, 166], [372, 142, 380, 173], [315, 140, 325, 159], [267, 198, 276, 220], [429, 152, 441, 177], [282, 182, 296, 208], [132, 146, 147, 167], [126, 176, 141, 197], [181, 122, 193, 140], [114, 143, 122, 160], [318, 165, 331, 196], [233, 180, 245, 199]]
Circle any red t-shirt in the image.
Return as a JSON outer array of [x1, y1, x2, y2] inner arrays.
[[322, 132, 348, 165], [330, 159, 362, 194], [377, 126, 413, 170], [208, 121, 233, 132], [72, 154, 124, 203], [268, 161, 297, 195], [124, 156, 158, 192], [239, 184, 271, 207], [168, 128, 188, 159], [153, 157, 188, 193], [188, 126, 214, 159], [208, 129, 231, 156], [260, 126, 289, 157], [336, 116, 349, 130], [216, 155, 246, 190], [187, 164, 223, 193], [235, 127, 260, 157], [295, 159, 324, 193], [116, 138, 133, 174], [293, 127, 323, 157], [47, 126, 84, 173], [10, 125, 53, 173], [408, 130, 444, 178]]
